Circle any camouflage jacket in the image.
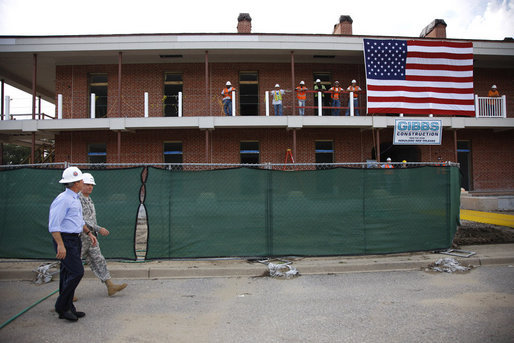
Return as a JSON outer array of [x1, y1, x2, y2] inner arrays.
[[79, 193, 101, 234]]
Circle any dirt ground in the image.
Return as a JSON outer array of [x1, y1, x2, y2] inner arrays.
[[453, 220, 514, 246]]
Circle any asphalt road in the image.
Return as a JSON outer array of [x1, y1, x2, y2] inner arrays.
[[1, 266, 513, 343]]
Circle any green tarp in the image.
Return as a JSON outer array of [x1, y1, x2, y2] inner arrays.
[[0, 166, 460, 259], [0, 167, 142, 259], [145, 166, 460, 258]]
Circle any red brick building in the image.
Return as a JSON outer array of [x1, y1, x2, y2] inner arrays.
[[0, 14, 513, 191]]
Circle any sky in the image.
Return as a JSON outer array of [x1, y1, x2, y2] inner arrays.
[[1, 0, 513, 115]]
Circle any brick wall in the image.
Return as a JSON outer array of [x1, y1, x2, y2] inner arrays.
[[53, 127, 513, 191], [56, 62, 511, 119], [56, 62, 367, 118]]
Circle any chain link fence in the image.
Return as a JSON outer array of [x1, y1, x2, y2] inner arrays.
[[0, 163, 460, 260]]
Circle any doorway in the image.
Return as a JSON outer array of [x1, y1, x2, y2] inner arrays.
[[457, 141, 472, 190]]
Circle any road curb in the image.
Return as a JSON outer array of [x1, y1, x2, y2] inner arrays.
[[2, 255, 513, 281]]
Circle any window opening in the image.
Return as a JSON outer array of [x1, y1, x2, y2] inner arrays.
[[239, 72, 258, 116], [163, 141, 183, 166], [164, 73, 183, 117], [240, 141, 260, 164], [88, 74, 108, 118], [87, 143, 107, 164], [315, 140, 334, 168]]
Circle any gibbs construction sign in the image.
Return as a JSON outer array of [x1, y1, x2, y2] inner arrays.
[[394, 119, 442, 145]]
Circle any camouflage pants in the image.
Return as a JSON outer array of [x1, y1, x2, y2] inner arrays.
[[80, 233, 111, 282]]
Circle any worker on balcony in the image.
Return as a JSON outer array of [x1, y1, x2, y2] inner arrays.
[[221, 81, 236, 116], [382, 157, 394, 168], [271, 84, 285, 116], [487, 85, 500, 116], [296, 81, 308, 116], [346, 80, 362, 116], [328, 81, 343, 116]]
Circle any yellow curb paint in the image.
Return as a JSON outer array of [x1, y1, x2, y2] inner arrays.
[[461, 209, 514, 228]]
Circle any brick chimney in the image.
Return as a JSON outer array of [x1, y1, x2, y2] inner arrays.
[[237, 13, 252, 33], [419, 19, 447, 38], [333, 15, 353, 35]]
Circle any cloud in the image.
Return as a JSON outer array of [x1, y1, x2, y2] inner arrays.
[[449, 0, 514, 39], [0, 0, 512, 39]]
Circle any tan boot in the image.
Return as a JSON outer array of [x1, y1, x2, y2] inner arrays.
[[105, 279, 127, 296], [73, 296, 78, 302]]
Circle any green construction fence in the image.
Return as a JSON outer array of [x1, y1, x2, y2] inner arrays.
[[0, 166, 460, 260]]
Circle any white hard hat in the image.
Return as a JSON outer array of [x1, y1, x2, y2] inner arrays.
[[351, 79, 357, 83], [491, 85, 497, 89], [82, 173, 96, 185], [335, 81, 340, 84], [387, 157, 392, 162], [275, 84, 280, 88], [300, 81, 305, 85], [59, 167, 83, 184], [315, 79, 321, 83], [226, 81, 231, 86]]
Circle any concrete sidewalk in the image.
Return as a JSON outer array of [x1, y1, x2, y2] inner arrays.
[[1, 243, 513, 281]]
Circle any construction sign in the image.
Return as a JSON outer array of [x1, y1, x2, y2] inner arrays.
[[393, 119, 442, 145]]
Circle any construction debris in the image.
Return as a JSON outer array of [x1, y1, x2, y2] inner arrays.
[[268, 261, 299, 278], [253, 259, 299, 278], [33, 262, 59, 284], [425, 257, 473, 273]]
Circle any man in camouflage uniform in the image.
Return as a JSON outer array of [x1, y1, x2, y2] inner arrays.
[[79, 173, 127, 296]]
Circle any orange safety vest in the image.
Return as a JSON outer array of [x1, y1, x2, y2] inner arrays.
[[384, 163, 394, 169], [296, 86, 307, 100], [222, 87, 235, 100], [347, 85, 361, 98], [329, 87, 342, 100], [488, 89, 500, 104]]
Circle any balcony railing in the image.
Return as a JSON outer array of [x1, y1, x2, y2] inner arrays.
[[2, 93, 509, 120], [475, 95, 507, 118]]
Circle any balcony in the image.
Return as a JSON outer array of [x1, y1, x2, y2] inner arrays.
[[0, 92, 509, 121], [475, 95, 507, 118]]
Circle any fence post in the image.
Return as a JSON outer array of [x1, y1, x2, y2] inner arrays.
[[350, 91, 354, 116], [144, 92, 149, 118], [178, 92, 183, 117], [318, 92, 322, 116], [90, 93, 96, 119], [4, 96, 10, 120], [474, 94, 479, 118], [265, 91, 270, 116], [57, 94, 63, 119], [501, 95, 506, 118], [231, 90, 236, 116]]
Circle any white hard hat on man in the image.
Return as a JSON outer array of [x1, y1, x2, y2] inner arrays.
[[82, 173, 96, 185], [59, 167, 83, 184]]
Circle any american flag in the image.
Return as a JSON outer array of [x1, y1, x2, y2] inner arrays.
[[364, 39, 474, 116]]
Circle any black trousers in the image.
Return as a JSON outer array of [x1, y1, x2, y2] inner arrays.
[[53, 233, 84, 314]]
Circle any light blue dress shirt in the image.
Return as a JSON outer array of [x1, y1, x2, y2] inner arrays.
[[48, 188, 85, 233]]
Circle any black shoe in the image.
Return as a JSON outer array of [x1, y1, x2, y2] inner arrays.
[[58, 311, 78, 322], [73, 311, 86, 318]]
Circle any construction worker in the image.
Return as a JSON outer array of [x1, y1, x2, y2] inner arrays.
[[401, 160, 407, 168], [296, 81, 308, 116], [313, 79, 326, 115], [79, 173, 127, 297], [382, 157, 394, 168], [487, 85, 500, 116], [221, 81, 236, 116], [346, 79, 362, 116], [271, 84, 285, 116], [328, 81, 343, 116]]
